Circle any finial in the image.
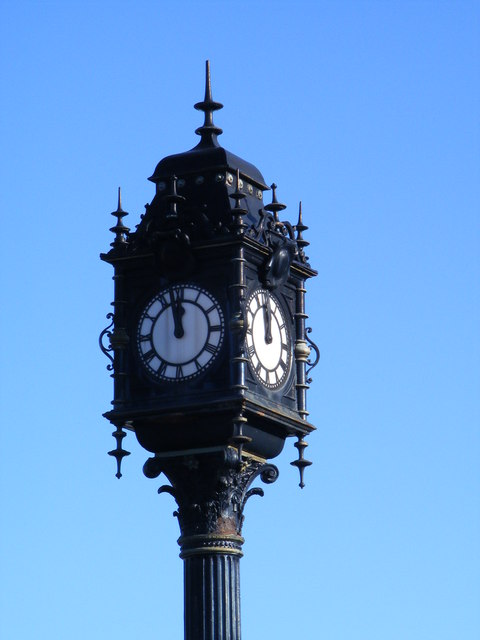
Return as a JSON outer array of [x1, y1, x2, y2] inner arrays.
[[264, 183, 286, 222], [295, 201, 309, 260], [109, 187, 129, 248], [290, 436, 312, 489], [194, 60, 223, 145], [108, 426, 131, 479]]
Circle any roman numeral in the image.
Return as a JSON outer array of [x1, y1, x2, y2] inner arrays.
[[158, 295, 169, 309], [174, 287, 184, 301], [143, 349, 155, 363], [157, 361, 167, 376], [139, 334, 151, 342], [206, 304, 216, 314], [247, 345, 255, 357], [205, 343, 217, 354], [176, 365, 184, 378], [210, 325, 222, 332]]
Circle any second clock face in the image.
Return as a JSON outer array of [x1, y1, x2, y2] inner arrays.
[[246, 288, 291, 389], [137, 285, 224, 381]]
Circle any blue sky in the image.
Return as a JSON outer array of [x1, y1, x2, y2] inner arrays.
[[1, 1, 479, 639]]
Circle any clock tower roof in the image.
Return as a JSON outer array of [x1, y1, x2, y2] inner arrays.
[[148, 61, 268, 192]]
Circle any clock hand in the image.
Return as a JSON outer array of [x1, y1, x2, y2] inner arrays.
[[169, 289, 185, 339], [263, 292, 273, 344]]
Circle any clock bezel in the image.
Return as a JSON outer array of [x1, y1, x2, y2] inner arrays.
[[136, 283, 225, 383], [245, 287, 292, 390]]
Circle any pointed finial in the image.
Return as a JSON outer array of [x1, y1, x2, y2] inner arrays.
[[109, 187, 129, 248], [108, 426, 131, 479], [290, 436, 312, 489], [194, 60, 223, 144], [295, 201, 309, 260], [264, 183, 286, 222]]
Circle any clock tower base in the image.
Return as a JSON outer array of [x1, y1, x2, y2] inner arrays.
[[143, 447, 278, 640]]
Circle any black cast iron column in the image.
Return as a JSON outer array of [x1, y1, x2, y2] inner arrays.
[[143, 446, 278, 640]]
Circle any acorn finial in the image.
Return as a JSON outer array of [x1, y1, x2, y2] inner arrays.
[[194, 60, 223, 144]]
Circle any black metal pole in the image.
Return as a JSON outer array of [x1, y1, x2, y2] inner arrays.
[[181, 535, 243, 640]]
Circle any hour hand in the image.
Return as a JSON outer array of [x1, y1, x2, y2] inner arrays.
[[170, 290, 185, 339]]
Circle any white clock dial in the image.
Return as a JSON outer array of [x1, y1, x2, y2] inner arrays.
[[137, 285, 224, 381], [245, 288, 291, 389]]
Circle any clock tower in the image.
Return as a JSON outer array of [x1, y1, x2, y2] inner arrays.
[[100, 61, 319, 640]]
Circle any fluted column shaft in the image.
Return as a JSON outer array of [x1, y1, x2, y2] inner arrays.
[[182, 548, 242, 640]]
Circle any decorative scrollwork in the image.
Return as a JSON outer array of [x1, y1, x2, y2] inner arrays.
[[144, 450, 279, 538], [305, 327, 320, 384], [99, 313, 114, 370]]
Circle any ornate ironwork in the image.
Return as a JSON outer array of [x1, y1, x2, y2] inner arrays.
[[98, 313, 114, 370], [143, 448, 279, 538], [305, 326, 320, 383]]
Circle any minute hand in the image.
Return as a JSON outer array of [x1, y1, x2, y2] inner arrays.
[[170, 290, 185, 339], [263, 293, 273, 344]]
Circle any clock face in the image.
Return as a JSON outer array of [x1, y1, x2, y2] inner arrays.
[[137, 285, 224, 381], [245, 288, 291, 389]]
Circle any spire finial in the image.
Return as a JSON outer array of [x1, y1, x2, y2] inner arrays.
[[295, 201, 309, 262], [109, 187, 129, 248], [194, 60, 223, 145]]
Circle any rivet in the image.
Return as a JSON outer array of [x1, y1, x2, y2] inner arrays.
[[248, 184, 253, 195], [157, 181, 167, 192], [226, 173, 234, 185], [256, 189, 262, 199], [195, 175, 205, 185], [216, 173, 225, 183], [177, 178, 186, 188]]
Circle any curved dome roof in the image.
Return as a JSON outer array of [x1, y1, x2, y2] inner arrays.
[[148, 61, 268, 191]]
